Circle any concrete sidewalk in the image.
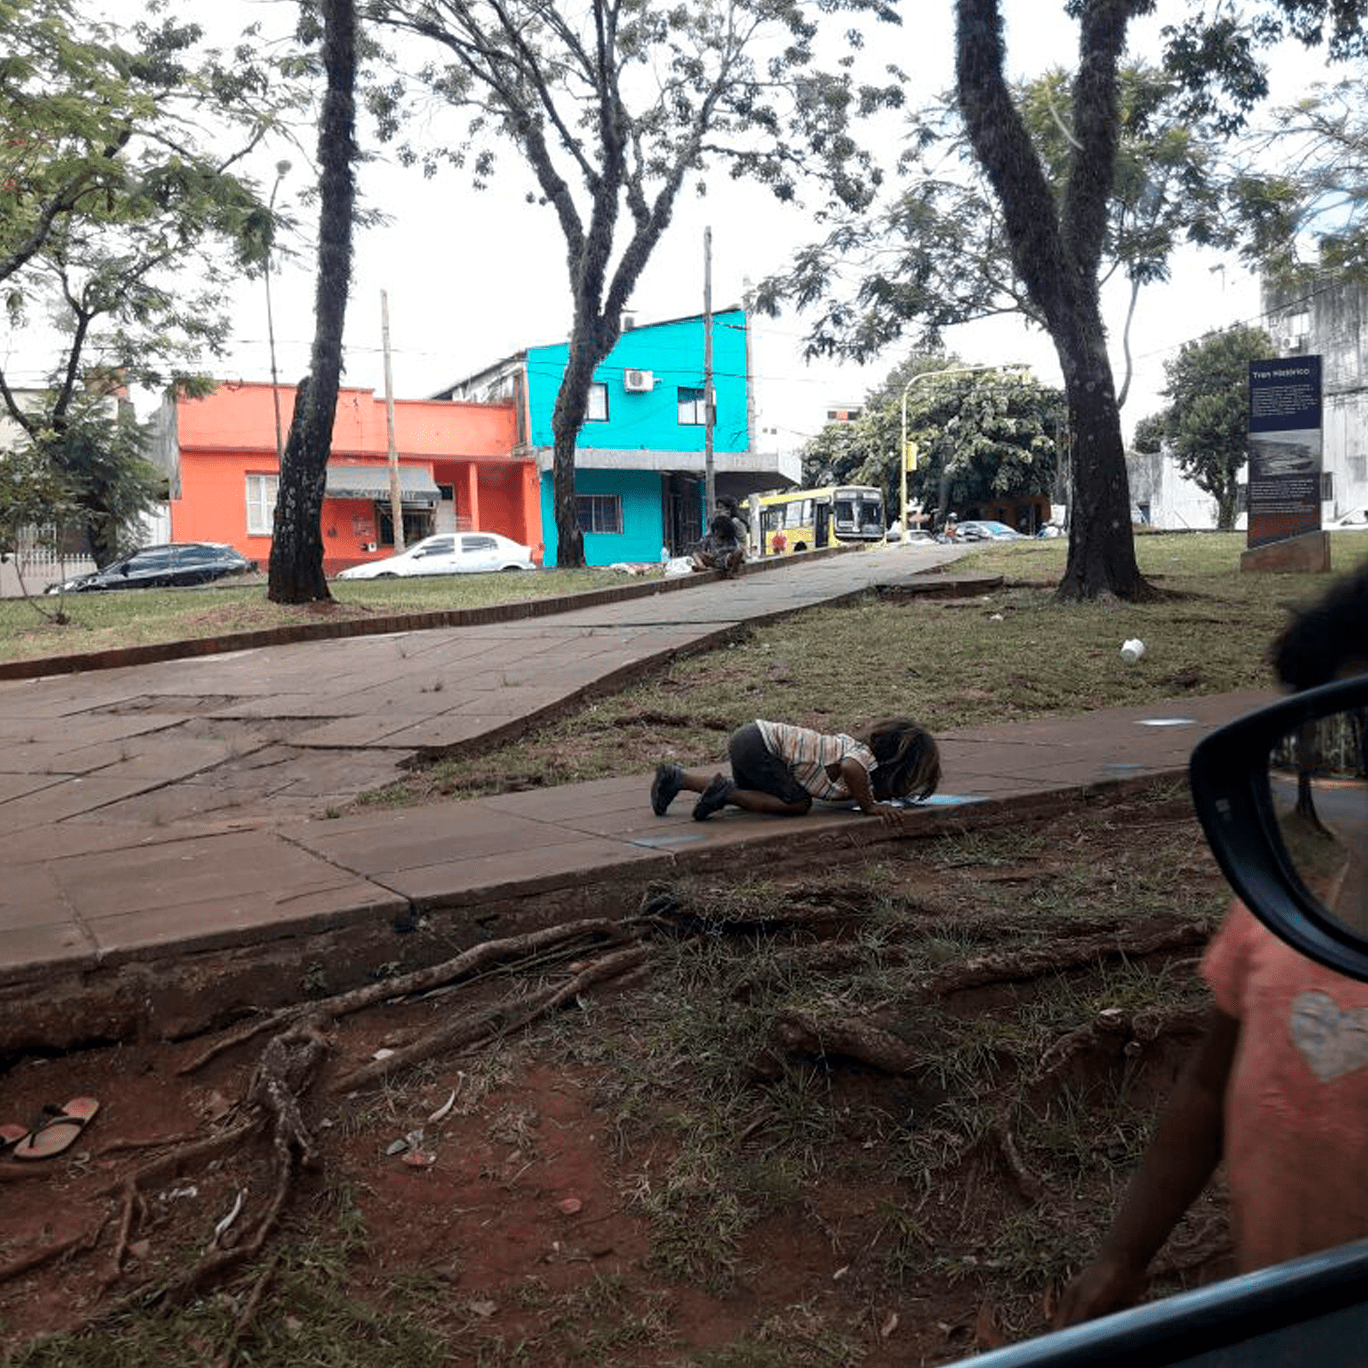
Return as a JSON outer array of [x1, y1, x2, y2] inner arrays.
[[0, 544, 1277, 1052]]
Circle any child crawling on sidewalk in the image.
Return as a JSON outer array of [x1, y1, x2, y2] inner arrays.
[[651, 717, 940, 823]]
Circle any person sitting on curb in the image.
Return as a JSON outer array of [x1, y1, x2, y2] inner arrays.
[[690, 512, 746, 577], [716, 495, 751, 551], [1055, 561, 1368, 1327], [651, 717, 940, 823]]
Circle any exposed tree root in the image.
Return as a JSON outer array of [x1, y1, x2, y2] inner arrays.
[[917, 924, 1207, 1000], [332, 943, 650, 1093], [1031, 1004, 1209, 1090], [767, 1006, 924, 1075], [0, 1212, 112, 1288], [215, 1250, 281, 1368], [991, 1118, 1047, 1202], [179, 918, 629, 1075], [100, 1118, 262, 1198], [144, 1022, 329, 1311]]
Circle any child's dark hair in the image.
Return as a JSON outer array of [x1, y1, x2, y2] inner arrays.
[[708, 512, 739, 540], [862, 718, 941, 801], [716, 495, 740, 517], [1270, 563, 1368, 690]]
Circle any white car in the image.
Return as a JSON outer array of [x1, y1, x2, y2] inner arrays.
[[1329, 509, 1368, 531], [336, 532, 536, 580]]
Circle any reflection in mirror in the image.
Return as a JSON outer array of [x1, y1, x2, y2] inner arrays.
[[1270, 708, 1368, 935]]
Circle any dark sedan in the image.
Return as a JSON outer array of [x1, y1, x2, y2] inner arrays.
[[48, 543, 257, 594]]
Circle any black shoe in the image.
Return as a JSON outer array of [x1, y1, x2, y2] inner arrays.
[[651, 763, 686, 816], [692, 774, 735, 821]]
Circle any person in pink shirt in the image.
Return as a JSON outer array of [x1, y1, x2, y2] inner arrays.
[[1058, 563, 1368, 1325]]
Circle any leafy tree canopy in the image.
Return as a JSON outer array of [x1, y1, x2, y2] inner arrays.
[[802, 354, 1064, 524], [0, 0, 307, 564], [1226, 76, 1368, 287], [756, 62, 1231, 402]]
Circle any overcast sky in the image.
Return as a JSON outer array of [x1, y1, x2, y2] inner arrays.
[[23, 1, 1332, 448]]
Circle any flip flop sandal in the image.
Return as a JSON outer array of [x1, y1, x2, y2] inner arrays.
[[11, 1097, 100, 1161], [0, 1123, 27, 1154]]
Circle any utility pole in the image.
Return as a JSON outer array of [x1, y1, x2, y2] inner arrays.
[[381, 290, 405, 552], [703, 226, 715, 515]]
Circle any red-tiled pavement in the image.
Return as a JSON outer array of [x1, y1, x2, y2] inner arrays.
[[0, 544, 1280, 1018]]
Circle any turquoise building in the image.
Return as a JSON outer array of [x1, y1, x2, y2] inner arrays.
[[438, 309, 796, 566]]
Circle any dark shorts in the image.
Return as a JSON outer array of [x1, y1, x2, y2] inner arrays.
[[728, 723, 811, 807]]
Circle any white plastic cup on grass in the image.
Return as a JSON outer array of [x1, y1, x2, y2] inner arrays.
[[1120, 638, 1146, 664]]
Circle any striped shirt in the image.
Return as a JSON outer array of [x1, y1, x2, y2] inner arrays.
[[755, 719, 877, 801]]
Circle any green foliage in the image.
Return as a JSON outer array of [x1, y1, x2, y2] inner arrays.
[[0, 0, 306, 566], [41, 393, 163, 563], [1137, 325, 1271, 530], [1229, 78, 1368, 286], [756, 63, 1231, 376], [0, 439, 75, 558], [801, 355, 1063, 523]]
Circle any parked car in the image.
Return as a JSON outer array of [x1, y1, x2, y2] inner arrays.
[[336, 532, 536, 580], [47, 543, 256, 594], [1328, 508, 1368, 530], [884, 521, 935, 543], [1035, 523, 1065, 538], [955, 519, 1026, 541]]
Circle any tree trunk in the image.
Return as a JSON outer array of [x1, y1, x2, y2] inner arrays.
[[267, 0, 357, 604], [550, 312, 621, 569], [956, 0, 1149, 601], [1217, 483, 1238, 532], [270, 376, 330, 601], [1054, 312, 1146, 601]]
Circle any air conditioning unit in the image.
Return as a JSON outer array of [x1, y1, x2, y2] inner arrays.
[[623, 368, 654, 393]]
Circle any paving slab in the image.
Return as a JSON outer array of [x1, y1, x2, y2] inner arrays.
[[0, 545, 1290, 1039]]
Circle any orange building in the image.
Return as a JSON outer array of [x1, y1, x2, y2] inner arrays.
[[148, 381, 542, 573]]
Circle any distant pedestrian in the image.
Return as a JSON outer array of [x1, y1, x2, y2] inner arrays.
[[651, 717, 940, 823], [716, 495, 750, 550], [690, 512, 745, 577]]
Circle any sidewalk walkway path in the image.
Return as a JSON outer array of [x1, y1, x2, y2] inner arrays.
[[0, 544, 1277, 1051]]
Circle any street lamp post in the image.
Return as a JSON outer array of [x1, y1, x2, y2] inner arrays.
[[265, 160, 291, 464], [898, 364, 1030, 542]]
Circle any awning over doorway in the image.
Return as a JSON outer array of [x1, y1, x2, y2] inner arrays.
[[325, 464, 441, 507]]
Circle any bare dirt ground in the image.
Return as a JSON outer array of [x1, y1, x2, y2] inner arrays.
[[0, 782, 1233, 1366]]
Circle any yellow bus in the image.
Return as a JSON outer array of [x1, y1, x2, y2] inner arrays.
[[757, 484, 885, 555]]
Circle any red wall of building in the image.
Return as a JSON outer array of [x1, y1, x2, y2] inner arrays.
[[168, 382, 538, 570]]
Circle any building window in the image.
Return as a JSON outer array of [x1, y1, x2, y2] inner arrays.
[[1322, 471, 1335, 502], [678, 386, 707, 425], [586, 382, 609, 422], [245, 474, 278, 535], [1350, 455, 1367, 484], [576, 494, 622, 534]]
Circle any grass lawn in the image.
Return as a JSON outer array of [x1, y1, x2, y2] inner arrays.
[[373, 532, 1368, 804], [0, 567, 625, 664]]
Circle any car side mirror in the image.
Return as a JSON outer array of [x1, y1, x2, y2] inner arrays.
[[1190, 674, 1368, 982]]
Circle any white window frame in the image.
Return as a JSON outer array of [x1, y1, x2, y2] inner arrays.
[[677, 386, 707, 425], [576, 493, 622, 534], [586, 382, 609, 422], [246, 474, 278, 535]]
